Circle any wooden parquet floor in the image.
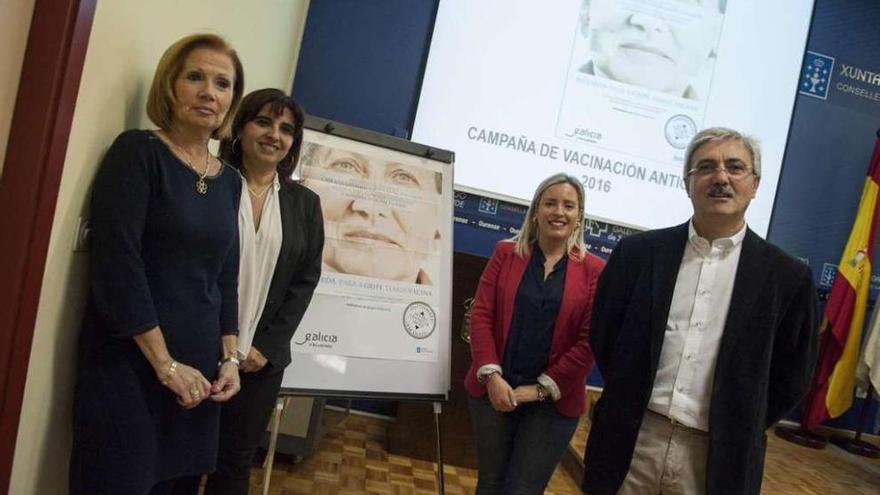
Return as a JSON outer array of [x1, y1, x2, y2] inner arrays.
[[247, 409, 880, 494], [248, 409, 579, 494], [569, 414, 880, 495]]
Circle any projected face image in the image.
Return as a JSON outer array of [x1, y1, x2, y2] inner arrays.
[[580, 0, 724, 98], [300, 143, 442, 285]]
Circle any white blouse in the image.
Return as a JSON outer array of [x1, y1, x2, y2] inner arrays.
[[237, 174, 283, 357]]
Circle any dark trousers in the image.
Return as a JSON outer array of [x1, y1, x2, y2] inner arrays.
[[148, 475, 200, 495], [468, 395, 579, 495], [203, 370, 284, 495]]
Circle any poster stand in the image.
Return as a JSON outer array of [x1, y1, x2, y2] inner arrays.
[[262, 116, 455, 493]]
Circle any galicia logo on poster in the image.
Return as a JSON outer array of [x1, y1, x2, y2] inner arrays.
[[294, 331, 340, 349], [565, 126, 603, 144], [800, 51, 834, 100]]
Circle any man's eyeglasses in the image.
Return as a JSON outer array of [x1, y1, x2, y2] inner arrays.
[[686, 161, 755, 179]]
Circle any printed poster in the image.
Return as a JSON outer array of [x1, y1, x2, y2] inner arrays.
[[292, 130, 450, 362]]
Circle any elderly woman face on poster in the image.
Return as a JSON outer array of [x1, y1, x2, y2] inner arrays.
[[300, 143, 442, 284], [579, 0, 725, 98]]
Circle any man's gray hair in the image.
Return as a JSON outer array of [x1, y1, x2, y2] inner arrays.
[[682, 127, 762, 181]]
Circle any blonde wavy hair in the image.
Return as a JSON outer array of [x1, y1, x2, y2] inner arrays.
[[511, 173, 587, 259]]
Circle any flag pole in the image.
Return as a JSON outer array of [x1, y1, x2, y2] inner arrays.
[[829, 386, 880, 457], [775, 318, 829, 449], [774, 422, 828, 449], [778, 129, 880, 448]]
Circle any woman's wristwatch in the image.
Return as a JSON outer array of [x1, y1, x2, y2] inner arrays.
[[478, 370, 500, 385], [219, 355, 241, 367]]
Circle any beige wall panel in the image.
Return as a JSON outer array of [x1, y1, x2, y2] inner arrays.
[[10, 1, 310, 493], [0, 0, 36, 178]]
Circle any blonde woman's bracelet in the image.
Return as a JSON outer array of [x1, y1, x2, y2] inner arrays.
[[536, 383, 547, 402]]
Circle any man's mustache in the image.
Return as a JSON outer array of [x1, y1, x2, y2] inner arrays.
[[708, 184, 734, 197]]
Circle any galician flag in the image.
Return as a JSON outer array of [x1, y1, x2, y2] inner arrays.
[[803, 133, 880, 429]]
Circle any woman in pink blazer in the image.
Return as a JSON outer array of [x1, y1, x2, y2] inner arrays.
[[464, 173, 604, 494]]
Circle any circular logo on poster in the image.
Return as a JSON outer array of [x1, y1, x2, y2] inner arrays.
[[664, 114, 697, 149], [403, 302, 436, 339]]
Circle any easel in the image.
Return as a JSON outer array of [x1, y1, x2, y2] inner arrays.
[[262, 116, 454, 493], [260, 398, 286, 495], [433, 401, 446, 494], [260, 396, 449, 494]]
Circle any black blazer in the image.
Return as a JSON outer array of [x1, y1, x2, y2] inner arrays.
[[250, 180, 324, 374], [583, 222, 817, 495]]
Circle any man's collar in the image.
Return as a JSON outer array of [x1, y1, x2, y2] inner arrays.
[[688, 219, 747, 249]]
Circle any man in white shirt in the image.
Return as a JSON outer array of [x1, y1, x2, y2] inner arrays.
[[582, 127, 818, 495]]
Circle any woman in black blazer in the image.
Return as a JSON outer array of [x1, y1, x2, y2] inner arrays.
[[204, 89, 324, 494]]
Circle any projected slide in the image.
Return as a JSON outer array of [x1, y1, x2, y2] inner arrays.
[[412, 0, 815, 235]]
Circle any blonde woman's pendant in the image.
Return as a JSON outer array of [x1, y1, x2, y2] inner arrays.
[[196, 178, 208, 194]]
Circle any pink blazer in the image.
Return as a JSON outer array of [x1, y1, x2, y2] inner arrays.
[[464, 241, 605, 417]]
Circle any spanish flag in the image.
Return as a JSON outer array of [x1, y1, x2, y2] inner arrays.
[[803, 133, 880, 429]]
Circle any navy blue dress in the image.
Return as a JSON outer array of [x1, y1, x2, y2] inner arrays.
[[70, 130, 241, 494]]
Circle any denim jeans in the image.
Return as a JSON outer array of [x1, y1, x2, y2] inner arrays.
[[468, 395, 579, 495]]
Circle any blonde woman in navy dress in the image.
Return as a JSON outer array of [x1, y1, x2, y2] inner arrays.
[[70, 34, 245, 495], [204, 89, 324, 494]]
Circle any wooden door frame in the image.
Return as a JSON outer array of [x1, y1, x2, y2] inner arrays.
[[0, 0, 96, 491]]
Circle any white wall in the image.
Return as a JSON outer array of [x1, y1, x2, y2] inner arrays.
[[0, 0, 36, 178], [10, 1, 310, 492]]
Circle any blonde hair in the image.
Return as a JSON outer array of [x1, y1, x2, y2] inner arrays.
[[512, 173, 587, 259], [145, 33, 244, 139]]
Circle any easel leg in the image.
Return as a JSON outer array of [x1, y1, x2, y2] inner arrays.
[[434, 401, 445, 495], [261, 397, 286, 495]]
